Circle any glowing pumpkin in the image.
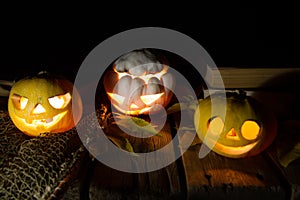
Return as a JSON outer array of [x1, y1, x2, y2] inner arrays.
[[194, 91, 277, 158], [8, 72, 83, 137], [104, 49, 175, 115]]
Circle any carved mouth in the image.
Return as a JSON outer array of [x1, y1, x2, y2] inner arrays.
[[111, 103, 152, 115], [16, 111, 67, 129], [213, 141, 258, 156], [204, 138, 258, 157]]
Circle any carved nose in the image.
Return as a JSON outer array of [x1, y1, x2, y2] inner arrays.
[[226, 128, 240, 140], [32, 104, 46, 114]]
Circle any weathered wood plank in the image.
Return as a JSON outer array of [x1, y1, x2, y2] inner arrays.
[[87, 112, 183, 199], [181, 144, 287, 200], [88, 160, 183, 200], [205, 67, 300, 89]]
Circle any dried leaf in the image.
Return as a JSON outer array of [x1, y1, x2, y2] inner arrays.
[[167, 103, 185, 114], [167, 97, 201, 114], [107, 135, 124, 149], [114, 115, 159, 136], [125, 138, 138, 156], [279, 142, 300, 168], [107, 136, 138, 156], [276, 120, 300, 168]]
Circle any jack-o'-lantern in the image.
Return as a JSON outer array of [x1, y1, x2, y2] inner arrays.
[[8, 72, 83, 137], [194, 91, 277, 158], [104, 49, 175, 115]]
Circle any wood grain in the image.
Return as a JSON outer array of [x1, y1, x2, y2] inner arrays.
[[205, 67, 300, 89], [180, 144, 287, 199], [88, 113, 184, 199]]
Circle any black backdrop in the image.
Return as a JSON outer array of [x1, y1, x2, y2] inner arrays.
[[1, 3, 299, 82]]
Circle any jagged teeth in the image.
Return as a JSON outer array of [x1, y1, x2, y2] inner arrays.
[[128, 78, 145, 107], [161, 73, 175, 99], [114, 72, 175, 102], [25, 117, 54, 124], [115, 76, 132, 97], [143, 77, 161, 95], [46, 118, 53, 123]]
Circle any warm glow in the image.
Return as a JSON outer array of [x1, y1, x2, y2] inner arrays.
[[114, 65, 168, 84], [32, 104, 46, 114], [111, 103, 152, 115], [241, 120, 260, 140], [12, 94, 29, 110], [208, 117, 224, 136], [48, 93, 71, 109], [140, 93, 164, 105], [226, 128, 240, 140], [130, 103, 140, 109], [16, 111, 67, 130], [214, 141, 258, 156], [107, 93, 125, 105], [20, 97, 28, 110]]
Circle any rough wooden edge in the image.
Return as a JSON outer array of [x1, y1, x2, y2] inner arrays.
[[205, 67, 300, 89]]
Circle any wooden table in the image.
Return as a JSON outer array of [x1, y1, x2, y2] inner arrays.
[[84, 107, 300, 200]]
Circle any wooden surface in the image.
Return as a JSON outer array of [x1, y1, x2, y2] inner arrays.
[[88, 159, 183, 200], [86, 113, 184, 200], [180, 145, 287, 200], [65, 83, 300, 199], [205, 67, 300, 89], [79, 109, 300, 200]]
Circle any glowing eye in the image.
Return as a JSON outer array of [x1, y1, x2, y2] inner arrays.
[[107, 93, 125, 105], [12, 94, 28, 110], [207, 117, 224, 136], [48, 93, 71, 109], [241, 120, 260, 140], [20, 97, 28, 109], [140, 93, 163, 105]]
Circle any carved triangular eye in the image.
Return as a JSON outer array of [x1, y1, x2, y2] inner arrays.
[[226, 128, 240, 140], [32, 104, 46, 114], [12, 94, 28, 110], [107, 93, 126, 105], [48, 93, 71, 109]]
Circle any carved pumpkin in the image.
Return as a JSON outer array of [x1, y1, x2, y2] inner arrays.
[[104, 49, 175, 115], [8, 72, 83, 137], [194, 91, 277, 158]]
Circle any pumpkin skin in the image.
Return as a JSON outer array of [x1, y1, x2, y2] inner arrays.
[[8, 72, 83, 137], [194, 92, 277, 158], [104, 49, 175, 115]]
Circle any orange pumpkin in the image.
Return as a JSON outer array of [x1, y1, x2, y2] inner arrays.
[[8, 72, 82, 136], [104, 49, 175, 115], [194, 92, 277, 158]]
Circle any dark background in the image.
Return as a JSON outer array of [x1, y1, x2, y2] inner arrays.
[[1, 3, 299, 82]]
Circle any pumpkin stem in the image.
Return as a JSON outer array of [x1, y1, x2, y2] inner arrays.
[[37, 70, 49, 75], [236, 89, 247, 100]]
